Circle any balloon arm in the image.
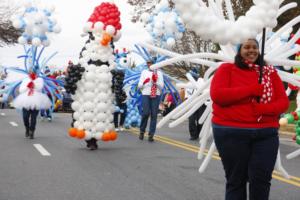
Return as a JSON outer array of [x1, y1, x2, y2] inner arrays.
[[138, 42, 221, 67], [41, 51, 58, 69], [266, 16, 300, 47], [149, 52, 231, 70], [277, 3, 297, 18], [36, 47, 45, 66], [266, 29, 300, 58]]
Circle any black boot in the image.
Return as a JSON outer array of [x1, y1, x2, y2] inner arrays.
[[25, 128, 30, 138], [139, 132, 144, 140], [86, 140, 92, 148], [29, 130, 34, 139], [148, 134, 154, 142], [89, 138, 98, 150]]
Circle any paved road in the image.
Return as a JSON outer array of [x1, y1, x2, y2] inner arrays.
[[0, 109, 299, 200]]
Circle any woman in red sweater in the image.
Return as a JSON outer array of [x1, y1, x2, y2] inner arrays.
[[210, 39, 289, 200]]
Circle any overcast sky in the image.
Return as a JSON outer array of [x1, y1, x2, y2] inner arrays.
[[0, 0, 150, 69]]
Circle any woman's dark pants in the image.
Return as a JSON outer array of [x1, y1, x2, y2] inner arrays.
[[22, 108, 39, 131], [213, 126, 279, 200]]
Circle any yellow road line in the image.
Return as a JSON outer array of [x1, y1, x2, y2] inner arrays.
[[273, 170, 300, 182], [128, 129, 300, 188], [131, 128, 220, 156], [272, 174, 300, 187]]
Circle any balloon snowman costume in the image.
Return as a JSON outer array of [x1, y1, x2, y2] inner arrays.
[[68, 2, 122, 146], [3, 1, 62, 139], [138, 0, 300, 179], [13, 73, 51, 110], [7, 2, 63, 111]]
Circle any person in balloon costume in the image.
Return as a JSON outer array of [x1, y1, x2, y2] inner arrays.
[[138, 59, 164, 142], [210, 38, 289, 200], [66, 2, 121, 150], [13, 70, 52, 139]]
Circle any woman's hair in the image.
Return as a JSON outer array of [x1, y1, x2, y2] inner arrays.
[[234, 39, 266, 69]]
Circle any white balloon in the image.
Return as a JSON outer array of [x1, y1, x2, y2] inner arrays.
[[83, 102, 94, 111], [32, 37, 41, 46], [18, 36, 27, 44], [83, 121, 93, 129], [141, 13, 150, 23], [42, 39, 50, 47], [83, 82, 94, 90], [166, 37, 176, 48], [94, 132, 104, 140], [85, 72, 96, 81], [94, 21, 104, 31], [83, 112, 94, 121], [106, 25, 115, 35], [83, 91, 95, 100], [53, 25, 61, 33], [84, 131, 93, 140], [13, 20, 23, 29]]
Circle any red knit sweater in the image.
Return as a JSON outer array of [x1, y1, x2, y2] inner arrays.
[[210, 63, 289, 128]]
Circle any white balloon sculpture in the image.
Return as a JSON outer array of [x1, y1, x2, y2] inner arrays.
[[70, 2, 121, 142], [140, 0, 185, 49], [173, 0, 280, 45], [138, 0, 300, 179], [11, 2, 61, 47]]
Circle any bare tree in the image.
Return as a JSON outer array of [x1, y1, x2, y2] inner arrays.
[[0, 1, 21, 46]]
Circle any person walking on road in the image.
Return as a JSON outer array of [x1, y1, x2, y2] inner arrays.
[[138, 59, 164, 142], [13, 72, 51, 139], [210, 38, 289, 200]]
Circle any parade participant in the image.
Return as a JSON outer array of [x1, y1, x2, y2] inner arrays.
[[138, 59, 164, 142], [210, 38, 289, 200], [67, 2, 121, 150], [13, 72, 51, 139], [185, 70, 206, 140]]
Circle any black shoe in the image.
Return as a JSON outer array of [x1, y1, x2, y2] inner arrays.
[[90, 145, 97, 150], [189, 137, 198, 141], [139, 133, 144, 140], [89, 139, 98, 150], [25, 129, 29, 138], [86, 140, 92, 148], [29, 130, 34, 139], [148, 135, 154, 142]]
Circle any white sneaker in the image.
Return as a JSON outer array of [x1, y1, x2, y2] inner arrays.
[[115, 128, 120, 131], [120, 127, 124, 131]]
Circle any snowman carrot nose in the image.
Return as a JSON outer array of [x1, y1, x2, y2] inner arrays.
[[100, 32, 112, 46]]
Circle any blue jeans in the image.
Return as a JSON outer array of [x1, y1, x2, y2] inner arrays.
[[213, 125, 279, 200], [140, 95, 160, 135], [41, 109, 51, 118], [22, 108, 39, 131]]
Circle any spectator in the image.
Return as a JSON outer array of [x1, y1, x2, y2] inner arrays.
[[162, 92, 175, 116]]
